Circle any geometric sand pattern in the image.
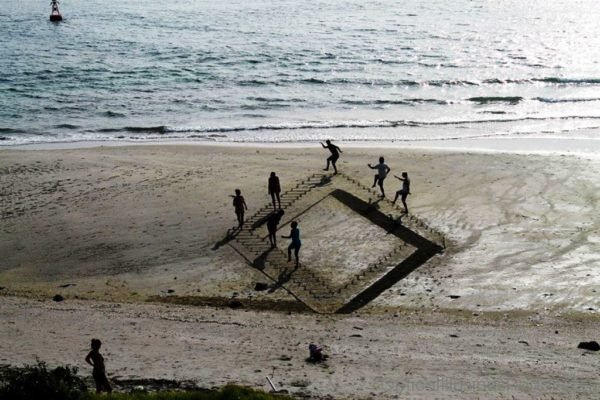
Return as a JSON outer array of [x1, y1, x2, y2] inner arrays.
[[229, 173, 445, 314]]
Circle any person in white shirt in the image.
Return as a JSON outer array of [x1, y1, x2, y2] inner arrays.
[[368, 156, 391, 197]]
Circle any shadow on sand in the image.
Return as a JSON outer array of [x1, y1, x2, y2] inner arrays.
[[330, 189, 443, 313]]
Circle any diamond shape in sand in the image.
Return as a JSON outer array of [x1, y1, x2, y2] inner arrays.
[[230, 173, 444, 313]]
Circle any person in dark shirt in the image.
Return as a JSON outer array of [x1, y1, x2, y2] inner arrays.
[[85, 338, 112, 394], [392, 172, 411, 213], [321, 140, 342, 174], [232, 189, 248, 228], [267, 209, 285, 247], [268, 172, 281, 210], [282, 221, 301, 266]]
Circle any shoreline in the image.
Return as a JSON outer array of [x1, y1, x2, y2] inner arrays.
[[1, 137, 600, 159]]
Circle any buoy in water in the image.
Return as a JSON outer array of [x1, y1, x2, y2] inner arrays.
[[49, 0, 62, 21]]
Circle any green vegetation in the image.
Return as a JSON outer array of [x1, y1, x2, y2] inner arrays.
[[1, 362, 291, 400], [0, 361, 86, 400], [82, 386, 291, 400]]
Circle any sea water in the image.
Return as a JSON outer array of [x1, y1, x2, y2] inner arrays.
[[1, 0, 600, 147]]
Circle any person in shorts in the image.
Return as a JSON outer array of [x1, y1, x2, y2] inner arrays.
[[282, 221, 301, 266], [232, 189, 248, 228], [392, 172, 411, 213], [268, 172, 281, 210], [321, 140, 342, 174], [267, 209, 285, 247], [368, 156, 391, 197]]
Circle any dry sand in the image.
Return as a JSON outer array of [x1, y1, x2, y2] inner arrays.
[[1, 144, 599, 398]]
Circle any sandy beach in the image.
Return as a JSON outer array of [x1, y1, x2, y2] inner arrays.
[[1, 144, 599, 398]]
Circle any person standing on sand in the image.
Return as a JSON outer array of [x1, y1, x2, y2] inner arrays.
[[282, 221, 301, 266], [267, 209, 285, 247], [268, 172, 281, 210], [232, 189, 248, 228], [392, 172, 411, 213], [85, 338, 112, 394], [321, 140, 342, 174], [368, 156, 391, 197]]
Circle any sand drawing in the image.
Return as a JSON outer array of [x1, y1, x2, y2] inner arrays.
[[228, 172, 445, 313]]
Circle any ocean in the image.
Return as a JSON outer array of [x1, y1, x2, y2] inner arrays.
[[1, 0, 600, 147]]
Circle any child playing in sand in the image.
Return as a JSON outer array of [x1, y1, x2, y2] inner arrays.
[[368, 157, 391, 197], [282, 221, 301, 266], [307, 343, 328, 362], [321, 140, 343, 174], [268, 172, 281, 210], [267, 209, 285, 247], [392, 172, 411, 213], [85, 338, 112, 394], [231, 189, 248, 228]]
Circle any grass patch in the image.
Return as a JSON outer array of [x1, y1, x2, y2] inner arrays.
[[1, 362, 292, 400], [82, 385, 291, 400]]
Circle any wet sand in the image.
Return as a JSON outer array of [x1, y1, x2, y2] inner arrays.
[[1, 144, 599, 398]]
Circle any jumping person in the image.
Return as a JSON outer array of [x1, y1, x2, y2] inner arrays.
[[368, 156, 391, 197], [268, 172, 281, 210], [321, 140, 342, 174], [282, 221, 301, 266], [392, 172, 411, 213], [267, 209, 285, 247], [85, 338, 112, 394], [231, 189, 248, 228]]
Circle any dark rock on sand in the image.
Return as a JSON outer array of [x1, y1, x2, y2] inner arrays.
[[53, 294, 64, 302], [254, 282, 269, 291], [577, 341, 600, 351], [228, 299, 243, 309]]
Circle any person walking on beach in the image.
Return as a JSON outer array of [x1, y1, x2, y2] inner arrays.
[[268, 172, 281, 210], [231, 189, 248, 228], [368, 156, 391, 197], [282, 221, 301, 266], [85, 338, 112, 394], [267, 209, 285, 247], [392, 172, 411, 213], [321, 140, 342, 174]]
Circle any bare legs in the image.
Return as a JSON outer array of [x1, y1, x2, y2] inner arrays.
[[288, 244, 300, 266], [324, 156, 338, 174], [270, 192, 281, 209], [392, 192, 408, 213], [372, 175, 385, 197]]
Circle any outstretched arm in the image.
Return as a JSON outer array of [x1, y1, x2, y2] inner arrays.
[[320, 142, 327, 149], [368, 164, 375, 169]]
